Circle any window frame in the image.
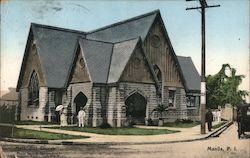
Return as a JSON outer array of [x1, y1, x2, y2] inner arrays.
[[186, 96, 196, 108], [168, 89, 176, 108], [28, 71, 39, 106]]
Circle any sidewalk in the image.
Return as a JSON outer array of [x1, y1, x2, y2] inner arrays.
[[1, 121, 231, 145]]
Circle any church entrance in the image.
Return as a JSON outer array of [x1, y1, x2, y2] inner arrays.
[[125, 92, 147, 125], [73, 92, 88, 123]]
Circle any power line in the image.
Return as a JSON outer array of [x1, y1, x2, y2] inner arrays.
[[186, 0, 220, 135]]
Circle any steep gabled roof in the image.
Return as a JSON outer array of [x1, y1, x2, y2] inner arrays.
[[86, 10, 159, 43], [79, 38, 113, 83], [78, 38, 141, 84], [17, 10, 195, 91], [31, 23, 86, 88], [177, 56, 201, 92], [108, 38, 139, 83]]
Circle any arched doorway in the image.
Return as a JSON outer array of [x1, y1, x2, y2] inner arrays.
[[73, 92, 88, 123], [125, 92, 147, 124]]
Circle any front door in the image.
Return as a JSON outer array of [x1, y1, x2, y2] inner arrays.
[[125, 92, 147, 124]]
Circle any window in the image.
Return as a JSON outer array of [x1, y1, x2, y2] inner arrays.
[[168, 90, 176, 107], [153, 65, 162, 100], [187, 96, 195, 107], [28, 71, 39, 106]]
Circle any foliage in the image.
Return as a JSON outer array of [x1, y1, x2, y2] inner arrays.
[[50, 127, 179, 135], [0, 105, 15, 123], [175, 118, 193, 124], [206, 64, 248, 109], [15, 120, 59, 125], [163, 119, 200, 128], [99, 122, 112, 129], [147, 118, 154, 126], [0, 126, 14, 137], [153, 103, 168, 118]]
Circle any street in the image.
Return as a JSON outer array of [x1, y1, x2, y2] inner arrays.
[[1, 123, 249, 158]]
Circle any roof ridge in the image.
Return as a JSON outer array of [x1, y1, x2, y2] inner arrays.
[[113, 37, 140, 44], [87, 9, 160, 34], [81, 37, 114, 45], [31, 23, 87, 35]]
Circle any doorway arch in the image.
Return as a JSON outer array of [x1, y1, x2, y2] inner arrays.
[[125, 92, 147, 124], [73, 92, 88, 121]]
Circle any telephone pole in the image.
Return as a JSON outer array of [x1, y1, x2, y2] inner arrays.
[[186, 0, 220, 134]]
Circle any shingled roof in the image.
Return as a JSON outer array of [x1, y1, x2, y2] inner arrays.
[[86, 10, 158, 43], [17, 24, 86, 90], [18, 10, 199, 92], [177, 56, 201, 92], [33, 24, 86, 88], [78, 38, 141, 84], [108, 38, 139, 83]]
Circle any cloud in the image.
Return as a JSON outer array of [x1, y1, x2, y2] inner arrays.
[[30, 0, 63, 20], [69, 3, 90, 14]]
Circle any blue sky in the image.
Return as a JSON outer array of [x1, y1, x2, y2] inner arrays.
[[1, 0, 249, 100]]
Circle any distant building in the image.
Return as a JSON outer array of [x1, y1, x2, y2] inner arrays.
[[16, 10, 201, 127], [0, 88, 18, 107]]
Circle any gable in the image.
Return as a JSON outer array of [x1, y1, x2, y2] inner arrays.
[[119, 45, 155, 83], [32, 23, 85, 88], [79, 38, 113, 83], [143, 15, 185, 88], [69, 47, 91, 84], [108, 38, 139, 83], [19, 39, 46, 89]]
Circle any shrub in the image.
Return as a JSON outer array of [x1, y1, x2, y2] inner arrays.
[[99, 122, 112, 129], [0, 126, 15, 137], [175, 118, 193, 124], [0, 105, 16, 123], [147, 118, 154, 126]]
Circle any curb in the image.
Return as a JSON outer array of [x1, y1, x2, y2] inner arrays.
[[0, 121, 233, 146]]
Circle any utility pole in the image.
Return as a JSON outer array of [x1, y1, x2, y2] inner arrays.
[[186, 0, 220, 134]]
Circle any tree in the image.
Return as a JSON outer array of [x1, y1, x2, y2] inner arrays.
[[206, 64, 248, 109], [153, 103, 168, 126]]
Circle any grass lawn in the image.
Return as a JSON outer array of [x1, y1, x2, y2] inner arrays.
[[0, 126, 88, 140], [15, 120, 59, 125], [212, 121, 227, 129], [49, 127, 179, 135], [163, 121, 200, 128]]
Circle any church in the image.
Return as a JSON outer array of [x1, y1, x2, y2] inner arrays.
[[16, 10, 201, 127]]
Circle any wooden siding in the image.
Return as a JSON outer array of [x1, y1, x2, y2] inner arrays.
[[70, 49, 91, 83], [144, 17, 183, 88], [119, 46, 154, 83], [20, 41, 45, 88]]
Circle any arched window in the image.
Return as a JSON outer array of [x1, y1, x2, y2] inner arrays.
[[28, 71, 39, 106], [153, 65, 162, 101], [153, 65, 162, 83]]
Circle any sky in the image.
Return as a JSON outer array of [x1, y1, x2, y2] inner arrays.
[[1, 0, 249, 101]]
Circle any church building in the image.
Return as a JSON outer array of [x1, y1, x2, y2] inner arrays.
[[16, 10, 201, 127]]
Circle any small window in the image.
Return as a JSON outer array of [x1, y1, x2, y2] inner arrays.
[[168, 90, 176, 107], [187, 96, 196, 107]]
